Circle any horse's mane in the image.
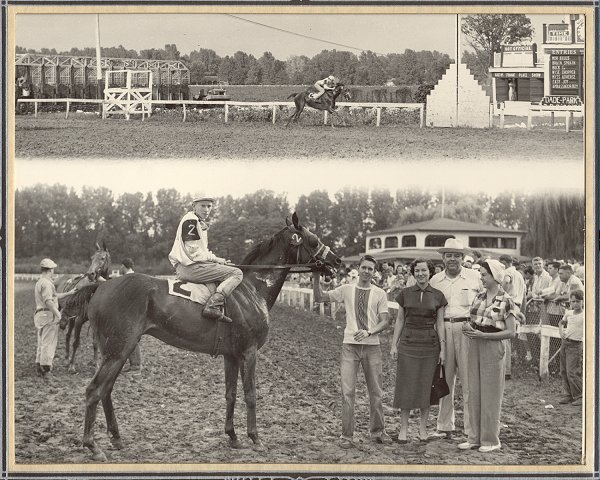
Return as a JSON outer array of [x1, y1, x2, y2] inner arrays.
[[64, 283, 101, 310], [240, 227, 287, 265], [241, 237, 276, 265]]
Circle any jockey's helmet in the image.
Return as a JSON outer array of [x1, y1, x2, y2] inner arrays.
[[328, 75, 335, 81]]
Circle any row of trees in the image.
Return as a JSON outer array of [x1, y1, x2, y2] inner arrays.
[[16, 44, 452, 86], [17, 15, 534, 86], [15, 185, 584, 273]]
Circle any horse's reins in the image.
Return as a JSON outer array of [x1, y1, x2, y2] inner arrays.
[[229, 242, 332, 274]]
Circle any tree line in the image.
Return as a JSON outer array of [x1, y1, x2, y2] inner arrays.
[[16, 44, 452, 87], [15, 185, 584, 273]]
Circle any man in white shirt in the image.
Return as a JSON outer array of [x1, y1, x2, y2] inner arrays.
[[313, 255, 392, 449], [499, 255, 526, 380], [430, 239, 482, 440], [168, 197, 243, 322], [554, 264, 584, 305], [528, 256, 552, 300]]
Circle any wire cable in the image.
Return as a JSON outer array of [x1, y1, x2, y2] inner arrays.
[[224, 14, 386, 56]]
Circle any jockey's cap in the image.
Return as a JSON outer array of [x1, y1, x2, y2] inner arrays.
[[328, 75, 335, 80], [193, 196, 214, 204], [40, 258, 58, 269]]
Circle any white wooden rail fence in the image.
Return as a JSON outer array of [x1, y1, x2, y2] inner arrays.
[[16, 98, 426, 128]]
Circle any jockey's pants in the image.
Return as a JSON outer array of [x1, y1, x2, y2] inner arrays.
[[313, 83, 325, 99], [175, 262, 243, 297]]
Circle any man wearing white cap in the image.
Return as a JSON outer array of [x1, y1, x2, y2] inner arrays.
[[463, 255, 475, 269], [430, 238, 482, 440], [312, 75, 337, 100], [34, 258, 76, 377], [169, 196, 243, 323]]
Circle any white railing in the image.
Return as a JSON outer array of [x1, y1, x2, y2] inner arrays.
[[16, 98, 425, 127]]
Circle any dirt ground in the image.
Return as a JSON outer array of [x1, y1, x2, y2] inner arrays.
[[11, 281, 583, 470], [15, 113, 583, 160]]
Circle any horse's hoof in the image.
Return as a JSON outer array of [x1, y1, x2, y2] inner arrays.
[[229, 438, 243, 449], [91, 451, 108, 462], [252, 441, 267, 452], [68, 366, 77, 374], [110, 438, 124, 450]]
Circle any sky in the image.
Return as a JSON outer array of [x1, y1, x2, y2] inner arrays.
[[15, 159, 584, 204], [15, 12, 568, 60]]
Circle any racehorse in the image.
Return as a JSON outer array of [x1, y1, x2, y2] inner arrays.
[[65, 213, 340, 461], [57, 242, 111, 371], [286, 83, 351, 126]]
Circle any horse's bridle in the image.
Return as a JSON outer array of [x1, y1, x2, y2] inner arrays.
[[230, 227, 334, 274]]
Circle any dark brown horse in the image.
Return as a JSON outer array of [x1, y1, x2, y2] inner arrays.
[[57, 242, 111, 372], [66, 213, 340, 461], [286, 83, 351, 126]]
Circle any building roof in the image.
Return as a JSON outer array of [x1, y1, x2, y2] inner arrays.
[[368, 218, 526, 236], [342, 248, 531, 264]]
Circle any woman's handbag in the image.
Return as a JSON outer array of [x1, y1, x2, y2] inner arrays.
[[430, 363, 450, 405]]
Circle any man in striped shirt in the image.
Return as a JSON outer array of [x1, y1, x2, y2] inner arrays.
[[313, 255, 391, 449]]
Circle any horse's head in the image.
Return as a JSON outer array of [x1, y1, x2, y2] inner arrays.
[[87, 241, 111, 282], [332, 84, 351, 102], [284, 212, 341, 276]]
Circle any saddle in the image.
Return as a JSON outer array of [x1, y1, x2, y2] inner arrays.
[[167, 279, 216, 305], [167, 279, 226, 357]]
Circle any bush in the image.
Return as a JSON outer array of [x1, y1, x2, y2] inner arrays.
[[414, 84, 436, 104]]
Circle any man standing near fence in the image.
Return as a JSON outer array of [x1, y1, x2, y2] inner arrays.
[[430, 239, 482, 440], [313, 255, 392, 449], [527, 257, 552, 301], [542, 261, 568, 326], [499, 255, 526, 380]]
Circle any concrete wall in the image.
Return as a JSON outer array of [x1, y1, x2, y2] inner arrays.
[[426, 63, 491, 128]]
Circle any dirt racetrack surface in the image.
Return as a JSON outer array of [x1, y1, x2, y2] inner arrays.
[[15, 113, 583, 160], [12, 281, 583, 471]]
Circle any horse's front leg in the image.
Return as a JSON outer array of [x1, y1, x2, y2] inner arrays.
[[65, 318, 74, 359], [68, 317, 84, 372], [240, 344, 264, 450], [224, 354, 242, 448]]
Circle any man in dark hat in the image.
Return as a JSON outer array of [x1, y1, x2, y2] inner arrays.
[[168, 196, 243, 322]]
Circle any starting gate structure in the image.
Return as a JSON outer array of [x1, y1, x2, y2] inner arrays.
[[102, 70, 152, 120]]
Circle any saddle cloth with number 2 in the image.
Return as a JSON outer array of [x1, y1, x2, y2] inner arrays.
[[167, 279, 216, 305]]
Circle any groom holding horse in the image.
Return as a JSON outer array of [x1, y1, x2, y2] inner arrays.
[[169, 196, 243, 323]]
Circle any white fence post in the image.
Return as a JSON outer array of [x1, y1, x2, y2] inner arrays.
[[376, 107, 381, 127], [272, 105, 277, 125], [225, 104, 229, 123]]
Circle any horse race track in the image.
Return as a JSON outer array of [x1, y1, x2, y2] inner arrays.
[[15, 113, 583, 160], [12, 281, 582, 469]]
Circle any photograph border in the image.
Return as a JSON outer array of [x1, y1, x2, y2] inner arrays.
[[4, 2, 597, 477]]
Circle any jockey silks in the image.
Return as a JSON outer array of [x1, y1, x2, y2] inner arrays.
[[168, 211, 219, 267]]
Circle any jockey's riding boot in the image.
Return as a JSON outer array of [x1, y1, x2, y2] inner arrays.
[[203, 292, 233, 323]]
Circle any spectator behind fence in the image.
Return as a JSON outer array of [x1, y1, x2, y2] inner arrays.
[[390, 258, 447, 442], [528, 257, 552, 301], [313, 255, 392, 449], [430, 239, 482, 441], [460, 260, 517, 453], [558, 289, 584, 407], [499, 255, 526, 381], [555, 264, 584, 305], [540, 261, 563, 326]]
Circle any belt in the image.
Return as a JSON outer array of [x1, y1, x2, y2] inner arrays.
[[564, 338, 582, 343], [35, 308, 50, 313], [471, 323, 502, 333], [444, 317, 469, 323]]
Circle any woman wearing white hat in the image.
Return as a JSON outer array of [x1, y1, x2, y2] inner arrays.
[[34, 258, 76, 377], [459, 259, 517, 453]]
